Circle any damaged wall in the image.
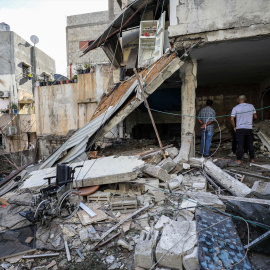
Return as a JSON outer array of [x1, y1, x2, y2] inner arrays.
[[66, 0, 122, 76], [169, 0, 270, 37], [35, 66, 114, 160]]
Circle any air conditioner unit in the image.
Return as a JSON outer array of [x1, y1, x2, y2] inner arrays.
[[5, 126, 17, 136], [0, 91, 9, 98]]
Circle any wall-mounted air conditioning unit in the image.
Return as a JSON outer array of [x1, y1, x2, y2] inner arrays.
[[0, 91, 10, 98], [5, 126, 17, 136]]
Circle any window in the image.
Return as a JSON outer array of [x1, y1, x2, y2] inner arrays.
[[79, 40, 94, 51], [22, 63, 30, 77]]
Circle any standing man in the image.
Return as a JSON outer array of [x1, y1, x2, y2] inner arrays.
[[231, 95, 257, 164], [198, 99, 216, 157]]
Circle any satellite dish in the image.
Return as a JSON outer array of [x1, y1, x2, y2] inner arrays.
[[30, 35, 39, 45]]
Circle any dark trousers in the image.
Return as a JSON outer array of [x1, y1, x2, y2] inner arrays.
[[232, 128, 248, 153], [236, 129, 254, 160]]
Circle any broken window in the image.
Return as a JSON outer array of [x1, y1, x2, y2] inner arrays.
[[22, 63, 30, 78]]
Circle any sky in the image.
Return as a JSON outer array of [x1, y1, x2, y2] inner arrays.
[[0, 0, 108, 74]]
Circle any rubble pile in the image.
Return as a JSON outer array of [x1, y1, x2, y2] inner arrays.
[[0, 145, 270, 270]]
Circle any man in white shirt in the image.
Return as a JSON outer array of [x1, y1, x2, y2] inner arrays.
[[231, 95, 257, 164]]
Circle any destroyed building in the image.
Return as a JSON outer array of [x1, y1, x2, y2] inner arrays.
[[1, 0, 270, 270]]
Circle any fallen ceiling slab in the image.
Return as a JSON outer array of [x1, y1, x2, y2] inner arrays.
[[21, 156, 145, 190], [39, 52, 183, 169]]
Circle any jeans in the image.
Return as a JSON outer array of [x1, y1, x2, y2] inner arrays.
[[201, 130, 214, 156], [236, 129, 254, 160]]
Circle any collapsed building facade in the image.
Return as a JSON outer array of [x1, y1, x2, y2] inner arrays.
[[1, 1, 270, 270], [35, 0, 270, 164]]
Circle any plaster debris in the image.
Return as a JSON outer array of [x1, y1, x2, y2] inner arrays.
[[165, 147, 179, 159]]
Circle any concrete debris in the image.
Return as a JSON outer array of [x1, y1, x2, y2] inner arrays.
[[143, 151, 164, 165], [143, 164, 170, 182], [134, 230, 159, 269], [168, 175, 183, 191], [111, 197, 138, 213], [21, 156, 145, 190], [157, 157, 176, 173], [154, 215, 171, 231], [182, 172, 207, 192], [117, 239, 133, 251], [77, 204, 107, 225], [156, 220, 197, 269], [190, 158, 251, 197], [183, 247, 199, 270], [165, 147, 179, 159], [7, 192, 33, 206], [251, 181, 270, 199], [87, 191, 111, 202], [183, 163, 190, 170]]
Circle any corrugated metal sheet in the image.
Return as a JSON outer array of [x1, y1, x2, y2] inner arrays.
[[39, 53, 179, 169]]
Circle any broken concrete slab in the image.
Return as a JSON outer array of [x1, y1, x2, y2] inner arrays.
[[183, 247, 199, 270], [190, 158, 251, 197], [251, 181, 270, 199], [134, 230, 159, 269], [165, 147, 179, 159], [143, 164, 170, 182], [7, 192, 32, 206], [154, 215, 171, 231], [21, 156, 145, 190], [157, 158, 176, 173], [168, 175, 184, 192], [156, 220, 197, 269], [0, 204, 31, 229], [182, 173, 207, 192]]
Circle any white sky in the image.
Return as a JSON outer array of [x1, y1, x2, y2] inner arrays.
[[0, 0, 108, 74]]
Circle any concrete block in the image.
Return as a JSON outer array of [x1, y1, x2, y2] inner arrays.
[[168, 175, 184, 191], [165, 147, 179, 159], [134, 230, 159, 269], [143, 164, 170, 182], [156, 220, 197, 269], [111, 197, 137, 213], [183, 247, 199, 270], [180, 200, 197, 212], [182, 174, 206, 192], [158, 158, 176, 173], [154, 215, 171, 231], [79, 228, 90, 242], [251, 181, 270, 199], [144, 178, 160, 194], [183, 163, 190, 170], [190, 158, 251, 197]]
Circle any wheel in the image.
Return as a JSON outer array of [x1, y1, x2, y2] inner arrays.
[[57, 189, 81, 220]]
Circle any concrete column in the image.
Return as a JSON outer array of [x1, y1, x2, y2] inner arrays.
[[108, 0, 114, 20], [175, 59, 197, 163]]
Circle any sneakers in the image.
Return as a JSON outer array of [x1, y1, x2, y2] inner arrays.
[[228, 151, 236, 157], [243, 153, 249, 159]]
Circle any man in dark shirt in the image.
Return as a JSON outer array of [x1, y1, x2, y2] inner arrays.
[[198, 100, 216, 157]]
